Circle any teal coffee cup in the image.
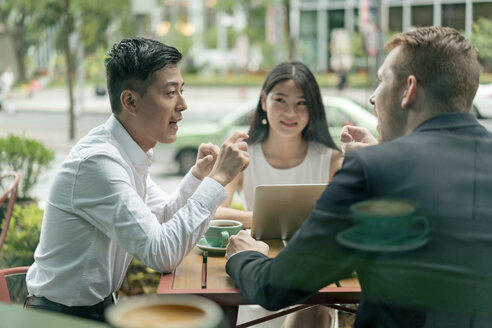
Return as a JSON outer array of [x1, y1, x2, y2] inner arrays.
[[349, 199, 430, 245], [205, 220, 243, 248]]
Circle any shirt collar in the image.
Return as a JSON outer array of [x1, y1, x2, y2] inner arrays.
[[413, 112, 479, 133], [104, 115, 153, 176]]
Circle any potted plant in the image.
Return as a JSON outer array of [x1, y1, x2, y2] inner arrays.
[[0, 134, 55, 202]]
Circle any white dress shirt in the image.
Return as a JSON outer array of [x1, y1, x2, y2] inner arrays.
[[26, 115, 227, 306]]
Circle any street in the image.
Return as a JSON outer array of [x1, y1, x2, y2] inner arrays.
[[2, 90, 492, 205], [0, 111, 182, 203]]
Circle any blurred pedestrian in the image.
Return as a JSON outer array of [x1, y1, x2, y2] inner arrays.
[[330, 29, 353, 92], [0, 67, 15, 113], [336, 71, 348, 91]]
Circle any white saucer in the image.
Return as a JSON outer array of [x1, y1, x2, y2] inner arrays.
[[197, 237, 226, 254], [336, 228, 430, 252]]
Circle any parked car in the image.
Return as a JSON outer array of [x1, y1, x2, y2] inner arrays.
[[163, 96, 378, 174], [473, 83, 492, 118]]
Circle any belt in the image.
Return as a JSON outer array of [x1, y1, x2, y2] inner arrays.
[[25, 293, 118, 322]]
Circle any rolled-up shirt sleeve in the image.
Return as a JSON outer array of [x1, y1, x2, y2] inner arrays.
[[72, 154, 227, 273]]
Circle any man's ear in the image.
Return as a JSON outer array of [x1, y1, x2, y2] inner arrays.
[[120, 90, 138, 116], [401, 75, 417, 108]]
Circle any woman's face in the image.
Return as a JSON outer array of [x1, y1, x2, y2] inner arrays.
[[261, 79, 310, 140]]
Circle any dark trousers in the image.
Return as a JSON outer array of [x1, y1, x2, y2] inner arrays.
[[24, 293, 116, 322]]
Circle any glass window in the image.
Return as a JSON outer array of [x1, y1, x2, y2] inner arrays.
[[389, 6, 403, 32], [442, 4, 465, 31], [328, 10, 345, 30], [473, 3, 492, 20], [412, 5, 433, 27], [300, 11, 318, 69]]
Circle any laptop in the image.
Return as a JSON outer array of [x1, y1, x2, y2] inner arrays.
[[251, 184, 328, 240]]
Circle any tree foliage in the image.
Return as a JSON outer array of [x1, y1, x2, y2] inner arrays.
[[0, 0, 132, 82], [472, 16, 492, 70]]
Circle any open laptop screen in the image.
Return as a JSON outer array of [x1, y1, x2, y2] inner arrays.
[[251, 184, 327, 240]]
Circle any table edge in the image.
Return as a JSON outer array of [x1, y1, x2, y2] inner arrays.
[[158, 273, 361, 306]]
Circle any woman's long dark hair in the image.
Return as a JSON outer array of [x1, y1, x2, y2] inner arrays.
[[247, 61, 339, 150]]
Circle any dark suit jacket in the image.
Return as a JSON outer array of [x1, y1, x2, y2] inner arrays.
[[226, 113, 492, 328]]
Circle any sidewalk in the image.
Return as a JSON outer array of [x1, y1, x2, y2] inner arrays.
[[10, 84, 373, 115]]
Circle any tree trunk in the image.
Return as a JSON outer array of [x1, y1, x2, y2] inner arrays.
[[3, 10, 27, 82], [63, 0, 75, 140], [12, 30, 27, 82], [284, 0, 297, 60]]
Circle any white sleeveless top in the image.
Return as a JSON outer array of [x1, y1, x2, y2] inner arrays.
[[242, 142, 333, 210]]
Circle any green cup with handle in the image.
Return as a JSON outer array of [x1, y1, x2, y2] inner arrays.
[[205, 220, 243, 248], [349, 199, 430, 245]]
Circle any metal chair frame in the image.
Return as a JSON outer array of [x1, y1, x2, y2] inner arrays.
[[0, 266, 30, 303]]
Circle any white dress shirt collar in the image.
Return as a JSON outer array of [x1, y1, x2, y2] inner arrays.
[[105, 115, 153, 176]]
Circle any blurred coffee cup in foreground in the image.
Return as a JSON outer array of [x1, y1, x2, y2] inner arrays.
[[349, 199, 429, 245], [105, 295, 223, 328]]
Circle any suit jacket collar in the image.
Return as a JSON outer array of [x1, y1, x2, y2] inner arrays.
[[413, 112, 478, 133]]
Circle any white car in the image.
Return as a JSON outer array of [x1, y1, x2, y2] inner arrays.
[[473, 84, 492, 118]]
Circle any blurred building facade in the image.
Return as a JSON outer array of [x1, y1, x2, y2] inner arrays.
[[152, 0, 492, 74], [6, 0, 492, 81], [296, 0, 492, 72], [126, 0, 492, 74]]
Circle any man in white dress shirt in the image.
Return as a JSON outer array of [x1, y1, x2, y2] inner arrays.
[[24, 37, 249, 321]]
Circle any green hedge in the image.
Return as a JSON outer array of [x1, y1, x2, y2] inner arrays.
[[480, 73, 492, 84], [0, 204, 43, 303], [119, 260, 161, 296], [0, 135, 55, 200], [0, 204, 43, 268], [182, 71, 372, 88]]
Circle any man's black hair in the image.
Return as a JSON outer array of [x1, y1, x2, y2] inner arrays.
[[104, 37, 182, 114]]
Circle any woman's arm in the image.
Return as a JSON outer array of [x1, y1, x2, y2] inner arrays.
[[213, 172, 253, 228], [329, 149, 344, 182]]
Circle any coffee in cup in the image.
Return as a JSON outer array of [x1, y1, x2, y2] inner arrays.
[[105, 295, 223, 328], [205, 220, 243, 248], [353, 199, 414, 216], [349, 199, 429, 245]]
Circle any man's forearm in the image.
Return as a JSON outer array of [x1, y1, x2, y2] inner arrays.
[[226, 251, 315, 310]]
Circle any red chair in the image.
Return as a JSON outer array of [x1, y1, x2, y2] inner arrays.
[[0, 172, 20, 254], [0, 266, 30, 303]]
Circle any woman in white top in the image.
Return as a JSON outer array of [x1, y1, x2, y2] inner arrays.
[[216, 60, 343, 227], [216, 61, 344, 328]]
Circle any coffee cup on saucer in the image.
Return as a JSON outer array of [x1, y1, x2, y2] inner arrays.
[[105, 294, 224, 328], [204, 220, 243, 248], [348, 199, 430, 245]]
